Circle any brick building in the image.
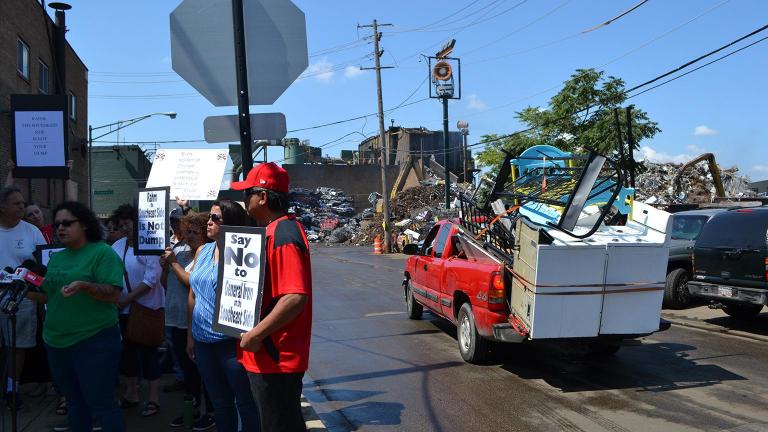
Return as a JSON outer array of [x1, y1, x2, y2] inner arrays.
[[0, 0, 88, 213], [358, 126, 473, 181]]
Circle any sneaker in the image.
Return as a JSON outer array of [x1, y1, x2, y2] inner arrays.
[[169, 415, 184, 428], [162, 380, 186, 393], [52, 424, 70, 432], [192, 414, 216, 431], [92, 424, 103, 431]]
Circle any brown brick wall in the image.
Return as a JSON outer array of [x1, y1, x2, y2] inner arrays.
[[0, 0, 88, 219]]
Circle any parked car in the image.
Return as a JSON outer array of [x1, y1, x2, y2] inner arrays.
[[687, 207, 768, 319], [664, 209, 725, 309]]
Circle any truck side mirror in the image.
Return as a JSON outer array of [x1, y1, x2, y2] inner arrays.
[[403, 244, 420, 255]]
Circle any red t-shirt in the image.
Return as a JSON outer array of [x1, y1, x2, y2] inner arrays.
[[238, 215, 312, 374], [40, 224, 54, 244]]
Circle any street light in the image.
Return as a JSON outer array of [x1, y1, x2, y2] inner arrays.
[[88, 112, 177, 206]]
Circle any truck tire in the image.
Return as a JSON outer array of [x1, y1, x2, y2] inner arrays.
[[723, 304, 763, 320], [405, 281, 423, 320], [587, 341, 621, 357], [457, 303, 488, 364], [663, 268, 691, 309]]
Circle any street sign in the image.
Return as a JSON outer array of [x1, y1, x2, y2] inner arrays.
[[204, 113, 287, 143], [170, 0, 308, 107]]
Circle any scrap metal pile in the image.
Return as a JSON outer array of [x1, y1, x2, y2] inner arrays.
[[349, 184, 460, 247], [635, 162, 754, 205], [289, 187, 357, 244]]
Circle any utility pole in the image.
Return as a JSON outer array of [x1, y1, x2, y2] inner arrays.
[[359, 19, 394, 253]]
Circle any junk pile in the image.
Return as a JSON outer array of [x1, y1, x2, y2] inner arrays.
[[289, 187, 357, 244], [635, 161, 754, 205], [349, 184, 460, 247]]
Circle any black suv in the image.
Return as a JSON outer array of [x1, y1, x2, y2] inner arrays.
[[688, 207, 768, 319], [664, 208, 724, 308]]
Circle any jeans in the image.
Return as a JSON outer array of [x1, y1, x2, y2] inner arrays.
[[195, 339, 260, 432], [46, 325, 125, 432], [248, 372, 306, 432], [165, 326, 184, 382], [119, 315, 160, 380], [170, 327, 212, 412]]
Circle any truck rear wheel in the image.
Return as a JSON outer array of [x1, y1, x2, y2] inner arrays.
[[457, 303, 488, 364], [405, 281, 423, 320], [723, 304, 763, 320]]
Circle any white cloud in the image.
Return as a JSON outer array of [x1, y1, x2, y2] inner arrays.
[[161, 56, 171, 64], [693, 125, 717, 136], [344, 65, 365, 79], [639, 146, 691, 164], [753, 165, 768, 173], [306, 58, 334, 83], [467, 94, 487, 110], [685, 144, 705, 154]]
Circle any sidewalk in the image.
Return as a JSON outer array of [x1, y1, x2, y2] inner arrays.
[[662, 305, 768, 342], [3, 374, 326, 431]]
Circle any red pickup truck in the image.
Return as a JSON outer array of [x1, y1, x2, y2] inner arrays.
[[403, 220, 523, 363]]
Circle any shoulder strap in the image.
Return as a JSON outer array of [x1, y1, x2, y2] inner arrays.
[[122, 239, 132, 293]]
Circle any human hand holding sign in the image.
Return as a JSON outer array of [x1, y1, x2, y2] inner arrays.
[[240, 328, 263, 353]]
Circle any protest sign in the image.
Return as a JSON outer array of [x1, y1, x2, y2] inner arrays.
[[213, 226, 266, 338], [135, 187, 170, 255], [146, 149, 228, 200], [10, 95, 68, 178], [35, 245, 65, 267]]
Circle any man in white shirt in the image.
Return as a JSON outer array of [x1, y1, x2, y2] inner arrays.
[[0, 187, 47, 407]]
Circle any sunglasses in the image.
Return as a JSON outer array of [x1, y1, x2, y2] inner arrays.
[[208, 213, 222, 223], [53, 219, 80, 229]]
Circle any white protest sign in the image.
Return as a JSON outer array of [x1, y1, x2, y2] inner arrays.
[[213, 226, 266, 337], [36, 246, 65, 267], [14, 111, 66, 168], [146, 149, 228, 200], [135, 187, 170, 255]]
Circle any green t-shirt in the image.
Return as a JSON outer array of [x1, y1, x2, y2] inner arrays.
[[41, 242, 124, 348]]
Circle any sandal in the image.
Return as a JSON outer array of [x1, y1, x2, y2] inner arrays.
[[141, 401, 160, 417], [118, 397, 140, 409], [55, 398, 67, 415]]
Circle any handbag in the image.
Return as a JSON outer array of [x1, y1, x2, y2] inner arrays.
[[123, 241, 165, 347]]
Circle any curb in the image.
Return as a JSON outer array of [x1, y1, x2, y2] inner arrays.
[[302, 394, 328, 431], [661, 313, 768, 343]]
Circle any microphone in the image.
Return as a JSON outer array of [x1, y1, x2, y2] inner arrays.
[[1, 261, 46, 314]]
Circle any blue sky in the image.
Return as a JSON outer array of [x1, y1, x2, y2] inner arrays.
[[61, 0, 767, 180]]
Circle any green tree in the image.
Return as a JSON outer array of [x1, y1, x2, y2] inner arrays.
[[476, 69, 660, 172]]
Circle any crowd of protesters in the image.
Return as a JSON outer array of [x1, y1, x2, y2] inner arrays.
[[0, 162, 313, 432]]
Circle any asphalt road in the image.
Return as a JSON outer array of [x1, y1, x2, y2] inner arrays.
[[306, 247, 768, 432]]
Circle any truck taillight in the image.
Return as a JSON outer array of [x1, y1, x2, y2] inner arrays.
[[488, 272, 506, 311], [691, 254, 695, 275], [764, 258, 768, 282]]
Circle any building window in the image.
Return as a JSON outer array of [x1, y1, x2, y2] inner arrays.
[[38, 60, 49, 94], [17, 38, 30, 80], [69, 92, 77, 121]]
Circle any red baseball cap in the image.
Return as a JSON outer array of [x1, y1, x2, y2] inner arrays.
[[230, 162, 290, 194]]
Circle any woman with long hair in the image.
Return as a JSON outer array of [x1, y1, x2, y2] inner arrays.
[[185, 201, 260, 432]]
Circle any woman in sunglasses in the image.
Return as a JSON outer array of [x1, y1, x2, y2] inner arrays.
[[26, 201, 126, 432], [160, 212, 216, 429], [184, 201, 260, 432]]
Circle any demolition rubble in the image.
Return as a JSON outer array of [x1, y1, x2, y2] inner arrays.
[[635, 161, 755, 204], [290, 160, 756, 246]]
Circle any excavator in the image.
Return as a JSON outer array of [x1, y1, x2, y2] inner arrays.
[[672, 153, 725, 200]]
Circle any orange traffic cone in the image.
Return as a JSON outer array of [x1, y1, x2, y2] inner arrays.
[[373, 235, 383, 254]]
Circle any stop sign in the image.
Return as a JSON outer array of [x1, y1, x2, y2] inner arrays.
[[170, 0, 308, 107]]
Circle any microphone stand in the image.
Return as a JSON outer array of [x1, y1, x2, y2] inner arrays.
[[1, 282, 32, 432]]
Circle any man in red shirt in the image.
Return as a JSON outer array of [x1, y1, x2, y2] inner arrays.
[[231, 162, 311, 432]]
